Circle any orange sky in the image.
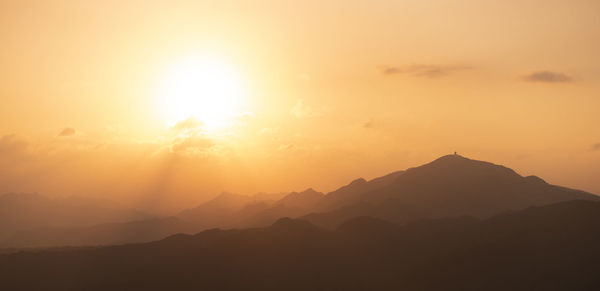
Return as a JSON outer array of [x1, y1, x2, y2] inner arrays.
[[1, 0, 599, 213]]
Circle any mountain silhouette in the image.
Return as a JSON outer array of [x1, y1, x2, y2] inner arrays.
[[277, 188, 324, 209], [315, 170, 404, 211], [175, 189, 323, 232], [303, 154, 598, 228], [177, 192, 255, 227], [1, 155, 597, 248], [2, 200, 600, 290]]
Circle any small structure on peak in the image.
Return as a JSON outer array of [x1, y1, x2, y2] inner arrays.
[[454, 151, 457, 155]]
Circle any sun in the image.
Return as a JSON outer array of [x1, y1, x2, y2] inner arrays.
[[157, 56, 246, 131]]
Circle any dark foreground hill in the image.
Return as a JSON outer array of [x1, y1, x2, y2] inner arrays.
[[2, 200, 600, 291]]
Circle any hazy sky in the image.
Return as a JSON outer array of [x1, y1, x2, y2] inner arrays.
[[1, 0, 599, 212]]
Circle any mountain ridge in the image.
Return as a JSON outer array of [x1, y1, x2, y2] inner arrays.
[[303, 154, 598, 228]]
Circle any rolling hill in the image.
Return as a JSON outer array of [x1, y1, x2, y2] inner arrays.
[[2, 200, 600, 290]]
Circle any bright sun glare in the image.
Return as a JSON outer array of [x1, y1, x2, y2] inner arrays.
[[158, 56, 245, 131]]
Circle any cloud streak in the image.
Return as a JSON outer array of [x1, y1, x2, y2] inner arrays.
[[379, 64, 471, 78], [521, 71, 573, 83], [172, 117, 203, 131], [58, 128, 76, 137]]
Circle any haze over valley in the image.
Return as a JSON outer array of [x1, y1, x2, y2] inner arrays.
[[2, 1, 600, 289]]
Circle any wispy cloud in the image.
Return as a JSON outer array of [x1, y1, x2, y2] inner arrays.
[[521, 71, 573, 83], [290, 99, 314, 118], [172, 117, 203, 131], [279, 143, 295, 151], [379, 64, 471, 78], [58, 127, 76, 137]]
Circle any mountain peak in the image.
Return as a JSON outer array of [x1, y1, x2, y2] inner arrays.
[[433, 153, 471, 163], [278, 189, 324, 209], [300, 188, 319, 194], [285, 188, 324, 197], [349, 178, 367, 186], [408, 154, 521, 180]]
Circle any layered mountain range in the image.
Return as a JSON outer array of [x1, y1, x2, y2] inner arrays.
[[1, 154, 597, 248]]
